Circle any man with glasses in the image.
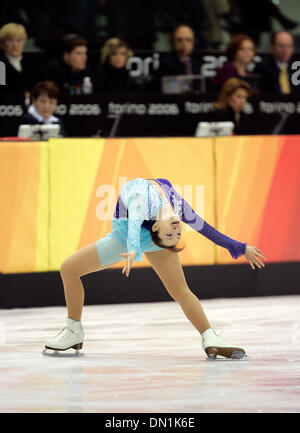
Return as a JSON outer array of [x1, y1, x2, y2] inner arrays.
[[154, 24, 201, 92], [254, 31, 299, 94]]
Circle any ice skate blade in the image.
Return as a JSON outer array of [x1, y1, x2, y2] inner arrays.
[[42, 342, 84, 357], [205, 346, 248, 360], [42, 348, 84, 357], [206, 354, 250, 361]]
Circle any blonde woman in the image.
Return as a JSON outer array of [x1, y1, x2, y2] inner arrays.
[[44, 177, 266, 359], [208, 77, 254, 135], [94, 38, 135, 93], [0, 22, 31, 94]]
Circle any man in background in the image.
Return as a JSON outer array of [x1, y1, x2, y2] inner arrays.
[[154, 24, 201, 92], [254, 31, 299, 94]]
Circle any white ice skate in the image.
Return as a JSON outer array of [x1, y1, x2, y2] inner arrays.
[[43, 318, 84, 356], [202, 328, 247, 360]]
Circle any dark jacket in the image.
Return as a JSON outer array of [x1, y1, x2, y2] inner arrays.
[[33, 57, 92, 94], [153, 51, 201, 92], [93, 63, 135, 93], [253, 55, 300, 94], [210, 61, 253, 92], [0, 50, 33, 94], [17, 112, 66, 136], [157, 51, 201, 76], [207, 105, 255, 135]]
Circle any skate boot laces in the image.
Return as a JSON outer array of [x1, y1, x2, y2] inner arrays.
[[53, 326, 74, 342]]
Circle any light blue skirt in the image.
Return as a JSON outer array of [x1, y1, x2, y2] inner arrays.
[[96, 178, 163, 266], [96, 223, 163, 266]]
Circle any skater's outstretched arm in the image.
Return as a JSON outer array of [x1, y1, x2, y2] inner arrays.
[[179, 194, 267, 267], [156, 179, 266, 267], [156, 179, 246, 258]]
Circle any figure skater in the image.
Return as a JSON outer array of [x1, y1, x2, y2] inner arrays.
[[44, 177, 266, 359]]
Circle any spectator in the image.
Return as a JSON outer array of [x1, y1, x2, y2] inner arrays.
[[17, 81, 66, 136], [93, 38, 135, 93], [0, 22, 32, 95], [154, 24, 201, 91], [254, 31, 298, 94], [210, 34, 256, 91], [158, 0, 207, 49], [207, 77, 254, 135], [34, 33, 91, 95]]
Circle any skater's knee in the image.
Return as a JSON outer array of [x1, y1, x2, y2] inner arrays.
[[166, 284, 191, 302], [60, 256, 78, 278]]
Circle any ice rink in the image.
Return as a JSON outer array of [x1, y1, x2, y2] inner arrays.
[[0, 295, 299, 413]]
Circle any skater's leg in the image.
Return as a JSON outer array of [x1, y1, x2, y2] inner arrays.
[[44, 235, 127, 352], [144, 249, 211, 334], [60, 241, 114, 321], [144, 249, 246, 358]]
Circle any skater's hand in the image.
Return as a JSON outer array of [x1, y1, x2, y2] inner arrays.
[[244, 245, 267, 270], [118, 251, 136, 277]]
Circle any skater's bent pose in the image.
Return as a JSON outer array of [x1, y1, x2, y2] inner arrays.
[[45, 177, 266, 359]]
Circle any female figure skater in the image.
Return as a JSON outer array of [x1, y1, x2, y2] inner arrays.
[[44, 177, 266, 359]]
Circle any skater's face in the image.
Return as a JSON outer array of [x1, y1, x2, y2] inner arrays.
[[173, 26, 194, 58], [63, 46, 87, 70], [152, 214, 183, 247], [272, 32, 294, 63], [228, 87, 248, 113]]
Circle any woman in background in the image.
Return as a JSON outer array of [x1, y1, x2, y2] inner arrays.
[[0, 22, 32, 95], [211, 34, 256, 91], [208, 77, 254, 135], [93, 38, 135, 93]]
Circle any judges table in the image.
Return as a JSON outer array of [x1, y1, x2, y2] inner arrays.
[[1, 93, 300, 138]]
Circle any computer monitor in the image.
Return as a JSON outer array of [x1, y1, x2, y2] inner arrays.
[[18, 124, 60, 140], [195, 122, 235, 137], [162, 75, 206, 94]]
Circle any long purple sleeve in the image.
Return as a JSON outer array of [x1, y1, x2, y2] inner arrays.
[[153, 178, 247, 259]]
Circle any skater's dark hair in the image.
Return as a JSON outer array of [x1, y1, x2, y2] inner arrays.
[[150, 229, 185, 253]]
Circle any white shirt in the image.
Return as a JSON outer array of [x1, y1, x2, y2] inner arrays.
[[5, 53, 23, 72], [28, 104, 59, 124], [276, 60, 288, 70]]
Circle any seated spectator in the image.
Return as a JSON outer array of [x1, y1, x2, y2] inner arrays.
[[210, 34, 256, 91], [207, 77, 254, 135], [154, 24, 201, 91], [159, 0, 207, 49], [0, 22, 32, 95], [17, 81, 66, 136], [93, 38, 135, 93], [253, 31, 298, 94], [33, 33, 92, 95]]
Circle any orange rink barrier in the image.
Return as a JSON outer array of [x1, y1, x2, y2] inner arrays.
[[1, 136, 300, 274]]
